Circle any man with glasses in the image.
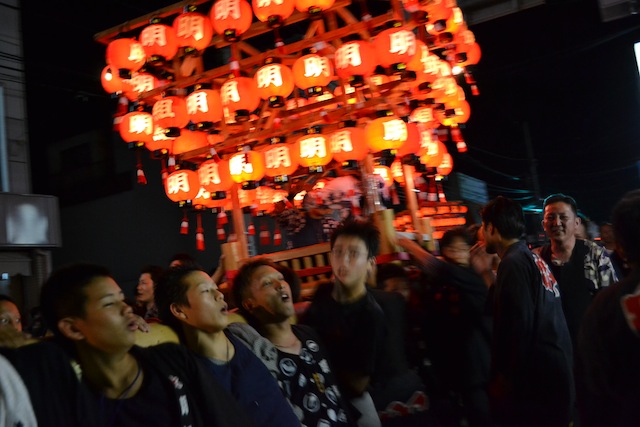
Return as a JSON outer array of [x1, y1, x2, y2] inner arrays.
[[302, 220, 427, 427], [534, 193, 617, 350]]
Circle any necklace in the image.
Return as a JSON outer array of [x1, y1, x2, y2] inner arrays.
[[117, 361, 142, 399], [273, 334, 299, 349]]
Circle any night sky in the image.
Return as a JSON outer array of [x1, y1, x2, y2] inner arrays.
[[20, 0, 640, 223]]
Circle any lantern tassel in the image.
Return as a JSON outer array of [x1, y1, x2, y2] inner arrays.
[[471, 84, 480, 96], [196, 213, 205, 251], [456, 141, 468, 153], [180, 211, 189, 235], [112, 96, 128, 132], [217, 225, 226, 241], [136, 151, 147, 185], [217, 210, 228, 225], [260, 225, 270, 246], [248, 222, 256, 236], [273, 227, 282, 246]]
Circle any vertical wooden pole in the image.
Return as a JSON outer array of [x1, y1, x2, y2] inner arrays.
[[403, 164, 420, 232], [230, 183, 249, 260]]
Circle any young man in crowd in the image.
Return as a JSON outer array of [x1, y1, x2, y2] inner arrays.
[[0, 295, 22, 332], [302, 220, 427, 427], [480, 196, 574, 427], [231, 258, 353, 426], [154, 265, 299, 427], [0, 263, 250, 427], [133, 264, 163, 320]]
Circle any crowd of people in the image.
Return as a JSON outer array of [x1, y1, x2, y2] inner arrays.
[[1, 189, 639, 427]]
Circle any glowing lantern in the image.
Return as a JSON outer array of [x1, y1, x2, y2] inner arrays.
[[229, 150, 266, 189], [101, 66, 125, 94], [119, 110, 154, 145], [106, 38, 146, 78], [294, 0, 336, 15], [165, 169, 200, 202], [146, 125, 175, 152], [122, 72, 160, 102], [424, 0, 456, 26], [254, 59, 295, 108], [410, 105, 439, 128], [456, 42, 482, 67], [334, 41, 377, 88], [210, 0, 253, 42], [435, 99, 471, 127], [199, 158, 233, 195], [420, 140, 447, 167], [406, 40, 441, 90], [333, 83, 357, 105], [430, 76, 460, 105], [416, 128, 439, 156], [391, 159, 413, 184], [365, 113, 410, 152], [373, 24, 418, 76], [253, 0, 295, 26], [437, 153, 453, 176], [292, 52, 334, 96], [373, 165, 394, 188], [152, 95, 189, 136], [172, 130, 209, 155], [186, 85, 223, 129], [260, 138, 300, 178], [139, 22, 179, 64], [173, 10, 214, 53], [193, 187, 218, 209], [395, 122, 421, 157], [328, 122, 368, 163], [220, 76, 261, 122], [295, 129, 332, 172]]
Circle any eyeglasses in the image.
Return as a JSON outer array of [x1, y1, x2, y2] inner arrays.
[[331, 248, 366, 260]]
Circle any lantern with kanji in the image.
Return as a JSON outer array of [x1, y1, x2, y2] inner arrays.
[[220, 76, 261, 122], [254, 59, 295, 108], [122, 72, 160, 102], [292, 51, 334, 96], [199, 158, 233, 199], [165, 169, 200, 202], [173, 9, 213, 54], [394, 122, 421, 158], [106, 38, 146, 79], [437, 153, 453, 176], [365, 112, 411, 153], [119, 110, 154, 146], [171, 130, 209, 155], [253, 0, 295, 26], [373, 165, 394, 188], [152, 95, 189, 137], [420, 140, 447, 167], [210, 0, 253, 42], [229, 149, 266, 189], [435, 99, 471, 127], [373, 23, 418, 78], [410, 105, 439, 128], [295, 128, 332, 173], [145, 125, 175, 153], [406, 40, 441, 91], [192, 187, 218, 209], [334, 40, 377, 87], [139, 21, 179, 64], [294, 0, 336, 16], [101, 66, 126, 94], [328, 121, 368, 167], [186, 84, 223, 129], [260, 137, 300, 180]]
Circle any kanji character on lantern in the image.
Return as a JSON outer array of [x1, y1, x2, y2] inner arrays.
[[199, 159, 232, 194], [254, 60, 294, 107], [210, 0, 253, 42], [292, 52, 334, 96], [139, 22, 178, 64], [334, 40, 377, 87], [165, 169, 200, 202], [173, 11, 213, 53], [229, 150, 266, 188]]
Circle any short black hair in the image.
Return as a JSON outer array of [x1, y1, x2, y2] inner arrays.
[[154, 265, 201, 340], [140, 265, 164, 284], [480, 196, 525, 240], [543, 193, 578, 216], [0, 294, 17, 305], [232, 258, 281, 323], [375, 263, 408, 290], [612, 189, 640, 263], [440, 227, 471, 249], [40, 263, 112, 338], [330, 219, 380, 259], [169, 253, 201, 269]]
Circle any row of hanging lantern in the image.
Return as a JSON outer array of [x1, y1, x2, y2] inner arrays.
[[99, 0, 482, 250]]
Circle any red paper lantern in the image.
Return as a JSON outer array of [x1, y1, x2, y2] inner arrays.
[[390, 159, 413, 184], [420, 140, 447, 167], [406, 40, 441, 87], [365, 114, 410, 152], [122, 72, 160, 102], [334, 41, 377, 87], [254, 61, 295, 108], [373, 165, 394, 188], [292, 53, 334, 96], [260, 141, 300, 177], [165, 169, 200, 202], [435, 99, 471, 127], [416, 128, 438, 156], [106, 38, 146, 78], [373, 24, 418, 73], [192, 187, 218, 209], [119, 110, 154, 145], [410, 106, 439, 128], [210, 0, 253, 42], [295, 131, 332, 171], [395, 122, 421, 157], [199, 158, 233, 193], [229, 150, 266, 187], [186, 86, 223, 128], [294, 0, 336, 15], [139, 23, 179, 63], [173, 11, 214, 53], [172, 130, 209, 155], [152, 95, 189, 135], [253, 0, 295, 26], [220, 76, 261, 122], [101, 66, 126, 94], [145, 125, 175, 152], [328, 124, 368, 163], [437, 153, 453, 176]]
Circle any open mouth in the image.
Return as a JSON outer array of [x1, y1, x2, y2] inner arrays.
[[221, 303, 228, 314], [280, 292, 290, 302]]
